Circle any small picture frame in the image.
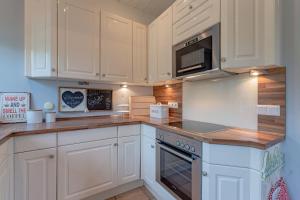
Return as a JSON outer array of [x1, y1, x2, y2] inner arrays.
[[0, 92, 30, 123], [59, 88, 87, 112]]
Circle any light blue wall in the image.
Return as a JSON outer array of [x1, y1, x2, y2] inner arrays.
[[282, 0, 300, 198], [0, 0, 152, 117]]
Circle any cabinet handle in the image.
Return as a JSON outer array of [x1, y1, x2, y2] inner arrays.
[[202, 171, 208, 176], [189, 5, 193, 10], [144, 77, 148, 81], [113, 143, 118, 147], [49, 155, 55, 159], [221, 57, 227, 63], [102, 74, 106, 77], [167, 72, 171, 76], [150, 145, 155, 149], [51, 68, 56, 72], [95, 73, 100, 76]]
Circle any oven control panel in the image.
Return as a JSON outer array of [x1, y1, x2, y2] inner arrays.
[[157, 129, 202, 157]]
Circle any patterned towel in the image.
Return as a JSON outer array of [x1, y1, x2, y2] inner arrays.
[[268, 177, 290, 200]]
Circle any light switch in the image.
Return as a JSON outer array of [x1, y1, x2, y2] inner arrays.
[[257, 105, 280, 116]]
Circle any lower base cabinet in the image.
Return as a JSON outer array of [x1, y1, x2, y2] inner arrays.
[[14, 148, 57, 200], [58, 139, 118, 200], [118, 136, 141, 185], [0, 158, 11, 200]]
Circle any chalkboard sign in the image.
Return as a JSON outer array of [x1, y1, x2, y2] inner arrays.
[[87, 89, 112, 111], [59, 88, 87, 112]]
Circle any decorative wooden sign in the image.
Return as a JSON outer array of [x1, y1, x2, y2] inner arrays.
[[87, 89, 112, 111], [59, 88, 87, 112], [0, 93, 30, 123]]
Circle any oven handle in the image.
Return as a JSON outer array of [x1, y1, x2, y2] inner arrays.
[[177, 64, 204, 73], [157, 142, 196, 162]]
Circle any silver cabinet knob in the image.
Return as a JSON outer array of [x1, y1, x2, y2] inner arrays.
[[49, 155, 55, 159], [95, 73, 100, 76], [113, 143, 118, 147], [150, 145, 155, 149], [167, 72, 171, 76], [221, 57, 227, 63], [202, 171, 208, 176], [102, 74, 106, 77], [51, 68, 56, 72], [144, 77, 148, 81], [189, 5, 193, 9]]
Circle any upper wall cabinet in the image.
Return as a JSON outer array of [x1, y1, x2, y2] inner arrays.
[[101, 12, 133, 82], [25, 0, 57, 78], [221, 0, 282, 72], [133, 22, 148, 83], [58, 0, 100, 81], [148, 21, 158, 83], [172, 0, 221, 45], [157, 7, 173, 81]]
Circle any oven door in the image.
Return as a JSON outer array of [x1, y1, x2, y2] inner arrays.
[[156, 142, 201, 200]]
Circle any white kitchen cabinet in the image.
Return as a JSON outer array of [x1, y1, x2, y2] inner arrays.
[[221, 0, 282, 72], [148, 21, 158, 83], [172, 0, 221, 45], [118, 135, 140, 185], [15, 148, 57, 200], [24, 0, 57, 78], [141, 135, 156, 187], [101, 12, 133, 82], [157, 7, 173, 81], [133, 22, 148, 83], [58, 0, 100, 80], [0, 158, 10, 200], [202, 162, 261, 200], [58, 139, 118, 200]]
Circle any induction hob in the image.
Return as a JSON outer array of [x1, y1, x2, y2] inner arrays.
[[167, 120, 229, 134]]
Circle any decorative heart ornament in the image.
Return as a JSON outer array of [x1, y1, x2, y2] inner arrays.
[[62, 91, 84, 108]]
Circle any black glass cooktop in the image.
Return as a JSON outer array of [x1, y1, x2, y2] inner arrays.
[[167, 120, 229, 134]]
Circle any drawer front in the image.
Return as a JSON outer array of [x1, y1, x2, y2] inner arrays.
[[173, 0, 220, 45], [14, 133, 57, 153], [118, 125, 141, 137], [141, 125, 156, 140], [58, 127, 117, 146]]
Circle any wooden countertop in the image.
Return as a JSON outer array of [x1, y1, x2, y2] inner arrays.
[[0, 115, 284, 149]]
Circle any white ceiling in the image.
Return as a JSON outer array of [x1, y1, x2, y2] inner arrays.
[[118, 0, 175, 17]]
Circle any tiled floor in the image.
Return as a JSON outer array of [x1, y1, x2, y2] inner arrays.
[[107, 187, 156, 200]]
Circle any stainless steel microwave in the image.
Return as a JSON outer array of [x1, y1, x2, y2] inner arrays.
[[173, 24, 231, 80]]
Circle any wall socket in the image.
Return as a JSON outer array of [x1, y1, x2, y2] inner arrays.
[[257, 105, 281, 116], [168, 102, 178, 109]]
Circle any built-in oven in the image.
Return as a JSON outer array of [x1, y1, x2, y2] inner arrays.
[[173, 23, 226, 80], [156, 129, 202, 200]]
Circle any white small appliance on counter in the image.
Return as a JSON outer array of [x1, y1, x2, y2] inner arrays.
[[150, 104, 169, 119]]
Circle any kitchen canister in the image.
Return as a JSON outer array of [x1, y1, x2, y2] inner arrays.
[[150, 104, 169, 119], [26, 110, 43, 124], [45, 112, 56, 123]]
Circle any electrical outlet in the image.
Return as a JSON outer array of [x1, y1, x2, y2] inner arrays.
[[257, 105, 280, 116], [168, 101, 178, 109]]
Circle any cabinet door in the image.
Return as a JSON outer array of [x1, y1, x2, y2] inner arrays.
[[148, 21, 158, 83], [101, 12, 133, 82], [157, 7, 173, 81], [58, 139, 118, 200], [172, 0, 221, 45], [24, 0, 57, 77], [15, 148, 57, 200], [58, 0, 100, 80], [0, 158, 10, 200], [202, 163, 254, 200], [221, 0, 265, 71], [141, 135, 155, 187], [133, 22, 148, 83], [118, 136, 140, 185]]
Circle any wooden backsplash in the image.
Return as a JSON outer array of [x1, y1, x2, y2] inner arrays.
[[153, 83, 182, 119], [258, 67, 286, 135]]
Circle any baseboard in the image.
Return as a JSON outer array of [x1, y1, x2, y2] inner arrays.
[[84, 180, 144, 200]]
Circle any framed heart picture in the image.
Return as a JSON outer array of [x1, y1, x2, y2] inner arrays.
[[59, 88, 87, 112]]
